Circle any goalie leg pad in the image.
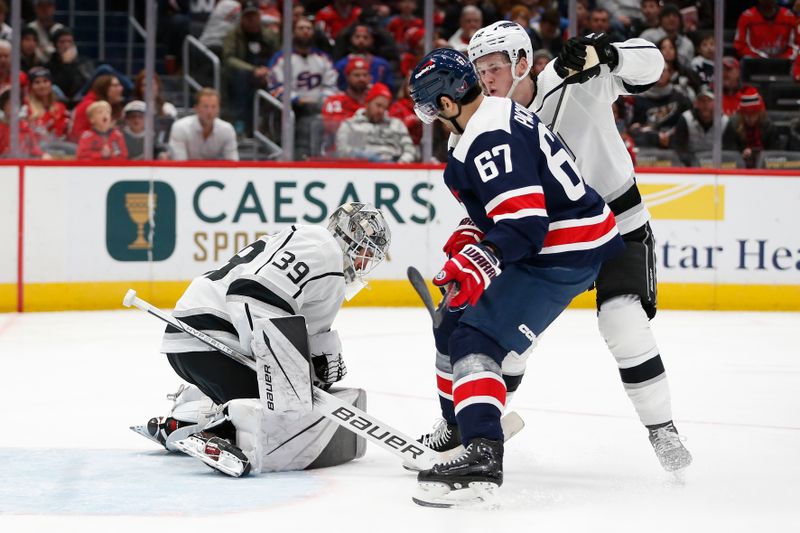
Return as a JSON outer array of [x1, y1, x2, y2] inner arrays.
[[251, 317, 314, 418], [598, 294, 672, 426], [222, 388, 368, 473]]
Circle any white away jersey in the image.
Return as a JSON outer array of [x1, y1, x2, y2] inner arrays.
[[532, 38, 663, 235], [268, 48, 339, 104], [161, 225, 345, 355]]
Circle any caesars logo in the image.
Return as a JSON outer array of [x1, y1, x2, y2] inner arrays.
[[640, 183, 724, 221], [106, 181, 176, 261]]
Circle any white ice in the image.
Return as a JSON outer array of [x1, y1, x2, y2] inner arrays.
[[0, 307, 798, 532]]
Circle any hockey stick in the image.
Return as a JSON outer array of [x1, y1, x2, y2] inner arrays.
[[406, 266, 453, 328], [122, 289, 442, 470]]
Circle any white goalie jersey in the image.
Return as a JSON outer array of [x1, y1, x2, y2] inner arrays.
[[532, 38, 664, 235], [161, 225, 346, 355]]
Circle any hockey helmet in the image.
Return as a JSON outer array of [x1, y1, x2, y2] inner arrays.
[[468, 21, 533, 98], [327, 202, 391, 297], [409, 47, 479, 124]]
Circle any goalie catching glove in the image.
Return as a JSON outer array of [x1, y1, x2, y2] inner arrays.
[[443, 217, 485, 258], [555, 32, 618, 83], [433, 243, 501, 309], [308, 330, 347, 389]]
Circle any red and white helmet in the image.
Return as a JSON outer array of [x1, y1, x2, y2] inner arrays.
[[468, 21, 534, 98]]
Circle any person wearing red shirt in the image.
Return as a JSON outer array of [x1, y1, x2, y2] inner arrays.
[[734, 0, 799, 58], [0, 89, 44, 158], [316, 0, 361, 41], [69, 73, 125, 142], [721, 57, 755, 116], [76, 100, 127, 160], [322, 57, 371, 136], [388, 76, 421, 145], [25, 67, 68, 142], [386, 0, 422, 48]]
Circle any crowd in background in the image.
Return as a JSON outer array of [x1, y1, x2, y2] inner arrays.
[[1, 0, 800, 167]]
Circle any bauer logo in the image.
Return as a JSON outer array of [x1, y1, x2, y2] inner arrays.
[[106, 181, 176, 261], [639, 183, 725, 221]]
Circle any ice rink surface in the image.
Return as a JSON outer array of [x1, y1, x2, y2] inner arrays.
[[1, 306, 798, 532]]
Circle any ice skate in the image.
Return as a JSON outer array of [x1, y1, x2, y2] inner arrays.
[[648, 421, 692, 472], [174, 432, 252, 478], [130, 417, 192, 449], [404, 412, 524, 471], [412, 438, 503, 508]]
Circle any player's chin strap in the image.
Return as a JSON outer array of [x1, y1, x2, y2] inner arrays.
[[505, 61, 532, 101], [444, 102, 465, 134]]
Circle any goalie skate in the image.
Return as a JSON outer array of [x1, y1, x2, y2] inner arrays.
[[404, 412, 524, 471], [130, 417, 192, 449], [649, 422, 693, 472], [174, 432, 252, 478], [412, 438, 503, 509]]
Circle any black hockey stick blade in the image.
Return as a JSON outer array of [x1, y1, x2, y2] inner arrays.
[[407, 266, 436, 320]]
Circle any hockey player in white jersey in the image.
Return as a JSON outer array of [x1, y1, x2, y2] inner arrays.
[[133, 202, 391, 476], [461, 21, 691, 472]]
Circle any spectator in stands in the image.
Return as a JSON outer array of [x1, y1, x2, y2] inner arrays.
[[441, 0, 498, 39], [586, 8, 625, 42], [0, 1, 11, 41], [597, 0, 641, 34], [640, 3, 695, 66], [387, 0, 422, 47], [629, 62, 692, 148], [672, 85, 727, 166], [389, 75, 421, 146], [27, 0, 63, 63], [168, 88, 238, 161], [659, 36, 701, 98], [0, 89, 45, 158], [532, 50, 554, 77], [509, 5, 535, 40], [199, 0, 241, 58], [399, 26, 426, 79], [121, 100, 168, 161], [133, 70, 178, 119], [574, 0, 592, 37], [24, 67, 67, 143], [132, 70, 176, 151], [447, 5, 482, 53], [69, 74, 125, 142], [721, 56, 750, 116], [335, 83, 417, 162], [20, 27, 42, 72], [332, 7, 400, 65], [734, 0, 799, 59], [269, 17, 338, 160], [76, 100, 127, 161], [723, 87, 780, 168], [334, 24, 394, 92], [317, 0, 362, 42], [0, 39, 16, 94], [322, 57, 371, 153], [46, 27, 94, 105], [691, 32, 715, 85], [629, 0, 661, 37], [612, 98, 637, 165], [222, 0, 279, 134], [529, 8, 564, 57]]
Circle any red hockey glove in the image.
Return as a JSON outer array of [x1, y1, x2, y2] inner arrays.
[[442, 217, 485, 258], [433, 243, 501, 309]]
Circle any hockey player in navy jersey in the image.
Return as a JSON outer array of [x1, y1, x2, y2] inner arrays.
[[408, 48, 624, 507], [466, 21, 692, 473], [132, 202, 391, 476]]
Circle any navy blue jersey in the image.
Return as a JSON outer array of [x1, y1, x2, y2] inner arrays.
[[445, 97, 624, 268]]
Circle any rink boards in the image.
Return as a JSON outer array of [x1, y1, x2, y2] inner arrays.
[[0, 161, 799, 312]]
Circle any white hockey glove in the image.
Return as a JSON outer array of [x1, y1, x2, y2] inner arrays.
[[308, 330, 347, 389]]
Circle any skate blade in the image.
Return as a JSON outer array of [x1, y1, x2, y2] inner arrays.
[[130, 425, 165, 447], [173, 438, 247, 478], [412, 481, 500, 509]]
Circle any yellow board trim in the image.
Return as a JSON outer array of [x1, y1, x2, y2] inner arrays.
[[13, 280, 800, 312], [0, 283, 17, 313]]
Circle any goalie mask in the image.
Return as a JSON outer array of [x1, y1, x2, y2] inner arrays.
[[327, 202, 391, 299]]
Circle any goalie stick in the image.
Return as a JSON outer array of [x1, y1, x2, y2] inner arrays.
[[122, 289, 442, 470]]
